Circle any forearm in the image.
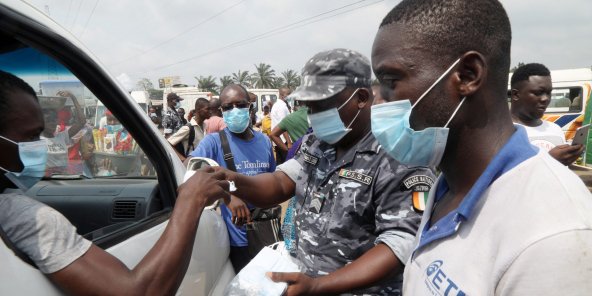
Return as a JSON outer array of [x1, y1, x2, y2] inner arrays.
[[313, 244, 403, 295], [131, 198, 206, 294], [269, 134, 287, 151], [230, 171, 294, 208], [50, 198, 206, 296]]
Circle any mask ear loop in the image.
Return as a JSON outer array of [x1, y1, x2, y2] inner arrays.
[[411, 58, 462, 109], [339, 88, 362, 129], [444, 96, 467, 128]]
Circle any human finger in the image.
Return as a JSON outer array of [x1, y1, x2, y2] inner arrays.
[[267, 272, 299, 284]]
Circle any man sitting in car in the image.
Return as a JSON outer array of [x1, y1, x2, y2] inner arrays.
[[0, 70, 229, 295]]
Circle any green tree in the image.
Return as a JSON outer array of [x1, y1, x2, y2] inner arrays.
[[136, 78, 154, 91], [510, 62, 525, 73], [232, 70, 252, 87], [195, 75, 219, 95], [281, 69, 300, 89], [219, 75, 234, 92], [252, 63, 276, 89], [272, 77, 285, 89]]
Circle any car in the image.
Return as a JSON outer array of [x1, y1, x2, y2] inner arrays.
[[0, 1, 234, 294]]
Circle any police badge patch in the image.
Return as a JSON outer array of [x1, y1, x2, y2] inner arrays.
[[338, 169, 373, 185], [303, 152, 319, 166], [403, 175, 434, 213], [308, 192, 325, 214]]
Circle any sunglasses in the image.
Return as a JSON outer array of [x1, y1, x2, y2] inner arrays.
[[220, 102, 251, 112]]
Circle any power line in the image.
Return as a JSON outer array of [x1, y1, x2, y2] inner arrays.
[[147, 0, 383, 72], [109, 0, 246, 66], [80, 0, 100, 38], [70, 0, 83, 29]]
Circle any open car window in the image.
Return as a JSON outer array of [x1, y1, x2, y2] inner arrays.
[[1, 46, 157, 179]]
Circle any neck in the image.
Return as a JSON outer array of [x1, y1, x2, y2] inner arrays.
[[233, 128, 253, 141], [439, 103, 515, 197], [511, 112, 542, 127], [335, 122, 370, 158]]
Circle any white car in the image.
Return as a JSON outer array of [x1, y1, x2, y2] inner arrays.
[[0, 1, 234, 294]]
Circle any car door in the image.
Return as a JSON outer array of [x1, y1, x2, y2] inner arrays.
[[0, 1, 233, 295]]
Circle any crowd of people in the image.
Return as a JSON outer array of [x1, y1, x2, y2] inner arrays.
[[1, 0, 592, 295]]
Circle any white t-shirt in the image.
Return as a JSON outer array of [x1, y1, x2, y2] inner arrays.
[[270, 99, 290, 130], [403, 126, 592, 295], [518, 120, 565, 151], [0, 190, 91, 274]]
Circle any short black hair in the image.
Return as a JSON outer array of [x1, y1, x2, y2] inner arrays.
[[510, 63, 550, 88], [0, 70, 37, 133], [195, 97, 209, 109], [380, 0, 512, 87]]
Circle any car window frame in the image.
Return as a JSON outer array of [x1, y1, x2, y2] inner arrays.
[[0, 3, 179, 249]]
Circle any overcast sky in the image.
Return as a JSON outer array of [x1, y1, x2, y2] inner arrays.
[[26, 0, 592, 89]]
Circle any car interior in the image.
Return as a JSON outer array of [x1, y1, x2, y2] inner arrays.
[[0, 15, 179, 249]]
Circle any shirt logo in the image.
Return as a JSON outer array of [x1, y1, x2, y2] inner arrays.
[[424, 260, 465, 296], [338, 169, 373, 185], [303, 152, 319, 166]]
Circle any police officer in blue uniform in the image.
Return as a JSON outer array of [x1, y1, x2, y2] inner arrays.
[[215, 49, 434, 295]]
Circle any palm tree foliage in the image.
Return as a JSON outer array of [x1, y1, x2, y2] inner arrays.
[[281, 69, 301, 90], [219, 75, 234, 92], [252, 63, 276, 89], [195, 75, 219, 94], [232, 70, 252, 88]]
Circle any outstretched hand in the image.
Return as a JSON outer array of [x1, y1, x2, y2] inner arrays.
[[267, 272, 321, 296], [177, 166, 231, 207]]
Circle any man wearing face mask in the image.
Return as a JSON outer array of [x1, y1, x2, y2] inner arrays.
[[162, 92, 184, 139], [210, 49, 434, 295], [0, 70, 233, 295], [189, 84, 276, 273], [371, 0, 592, 294]]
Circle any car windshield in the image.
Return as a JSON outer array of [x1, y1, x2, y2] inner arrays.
[[0, 46, 157, 179]]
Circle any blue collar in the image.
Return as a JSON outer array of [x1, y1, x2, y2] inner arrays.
[[415, 125, 538, 251]]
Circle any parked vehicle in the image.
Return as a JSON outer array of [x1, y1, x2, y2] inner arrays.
[[0, 1, 233, 294], [248, 88, 280, 119], [509, 68, 592, 166], [163, 85, 213, 113]]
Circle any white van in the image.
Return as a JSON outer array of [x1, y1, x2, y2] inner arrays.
[[163, 85, 212, 112], [509, 67, 592, 165], [248, 88, 280, 119]]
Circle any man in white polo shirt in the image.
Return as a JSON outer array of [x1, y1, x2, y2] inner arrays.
[[510, 62, 584, 165], [371, 0, 592, 295]]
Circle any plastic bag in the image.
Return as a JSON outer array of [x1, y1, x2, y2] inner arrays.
[[224, 243, 300, 296]]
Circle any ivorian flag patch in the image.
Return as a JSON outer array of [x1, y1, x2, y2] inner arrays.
[[412, 191, 429, 213]]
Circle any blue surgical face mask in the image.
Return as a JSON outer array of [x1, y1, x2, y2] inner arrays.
[[371, 58, 465, 167], [308, 88, 361, 145], [223, 107, 251, 133], [0, 135, 48, 191], [175, 101, 181, 109]]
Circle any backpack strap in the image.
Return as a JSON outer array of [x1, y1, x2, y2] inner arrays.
[[218, 130, 237, 172], [185, 122, 196, 155]]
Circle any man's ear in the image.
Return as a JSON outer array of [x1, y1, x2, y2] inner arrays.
[[510, 88, 520, 102], [454, 51, 486, 98], [357, 87, 370, 109]]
